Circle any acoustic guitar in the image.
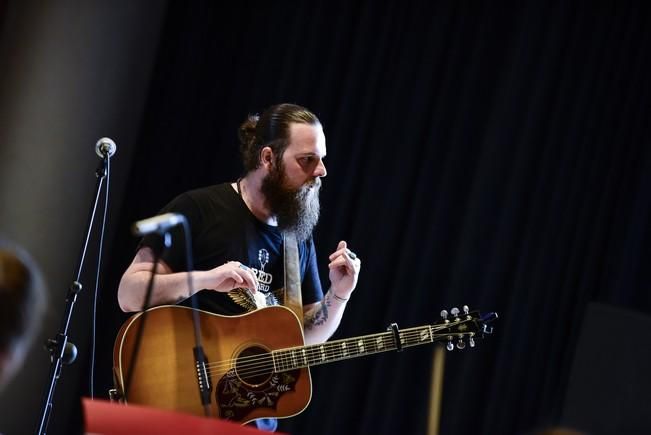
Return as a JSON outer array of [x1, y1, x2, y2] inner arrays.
[[113, 304, 496, 425]]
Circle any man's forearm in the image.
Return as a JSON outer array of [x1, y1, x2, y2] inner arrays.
[[303, 289, 349, 345], [118, 268, 210, 312]]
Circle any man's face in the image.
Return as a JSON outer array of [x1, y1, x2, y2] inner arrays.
[[261, 123, 327, 241]]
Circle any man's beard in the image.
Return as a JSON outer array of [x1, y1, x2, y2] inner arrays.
[[261, 164, 321, 242]]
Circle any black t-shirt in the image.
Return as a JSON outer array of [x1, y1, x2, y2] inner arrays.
[[140, 183, 323, 315]]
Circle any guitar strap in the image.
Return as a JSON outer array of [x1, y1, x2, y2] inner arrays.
[[283, 232, 303, 327]]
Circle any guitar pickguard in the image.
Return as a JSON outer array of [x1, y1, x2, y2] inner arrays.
[[217, 368, 300, 421]]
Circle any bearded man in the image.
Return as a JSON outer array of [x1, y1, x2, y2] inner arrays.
[[117, 105, 362, 430]]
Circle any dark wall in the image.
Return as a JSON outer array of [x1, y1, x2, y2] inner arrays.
[[2, 1, 651, 434], [0, 1, 166, 433], [97, 2, 651, 435]]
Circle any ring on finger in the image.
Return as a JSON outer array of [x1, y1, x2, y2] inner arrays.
[[346, 249, 357, 260]]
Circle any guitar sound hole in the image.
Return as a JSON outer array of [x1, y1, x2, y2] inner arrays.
[[235, 345, 273, 386]]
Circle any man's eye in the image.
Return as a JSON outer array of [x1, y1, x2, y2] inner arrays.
[[299, 156, 315, 165]]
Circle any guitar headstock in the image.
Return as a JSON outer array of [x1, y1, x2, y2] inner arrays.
[[433, 305, 498, 351]]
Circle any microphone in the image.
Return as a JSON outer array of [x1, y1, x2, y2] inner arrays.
[[95, 137, 116, 158], [132, 213, 186, 236]]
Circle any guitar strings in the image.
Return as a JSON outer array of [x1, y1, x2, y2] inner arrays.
[[201, 321, 475, 378], [202, 323, 450, 373], [188, 320, 478, 380], [126, 320, 477, 385], [201, 329, 471, 380]]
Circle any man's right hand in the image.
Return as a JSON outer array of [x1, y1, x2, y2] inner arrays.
[[206, 261, 259, 293]]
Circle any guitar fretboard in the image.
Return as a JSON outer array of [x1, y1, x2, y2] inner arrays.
[[271, 325, 441, 372]]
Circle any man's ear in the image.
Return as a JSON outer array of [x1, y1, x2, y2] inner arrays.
[[260, 146, 274, 169]]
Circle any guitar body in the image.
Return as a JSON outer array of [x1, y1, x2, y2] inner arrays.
[[113, 305, 312, 424]]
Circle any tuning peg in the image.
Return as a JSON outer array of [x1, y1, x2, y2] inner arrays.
[[483, 324, 494, 335], [446, 339, 454, 351], [469, 337, 475, 348], [440, 310, 449, 321], [463, 305, 469, 315], [456, 337, 466, 349], [450, 307, 460, 318]]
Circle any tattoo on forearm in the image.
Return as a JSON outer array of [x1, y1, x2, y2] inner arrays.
[[304, 291, 333, 330]]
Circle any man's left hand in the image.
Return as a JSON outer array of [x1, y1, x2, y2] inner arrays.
[[328, 240, 361, 299]]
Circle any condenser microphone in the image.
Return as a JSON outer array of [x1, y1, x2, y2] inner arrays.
[[95, 137, 117, 158], [132, 213, 186, 236]]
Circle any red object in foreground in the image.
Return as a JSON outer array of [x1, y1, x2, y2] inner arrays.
[[82, 398, 284, 435]]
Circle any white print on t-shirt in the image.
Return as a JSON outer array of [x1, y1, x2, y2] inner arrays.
[[250, 249, 273, 293]]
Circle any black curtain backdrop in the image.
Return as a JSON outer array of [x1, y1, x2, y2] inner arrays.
[[91, 2, 651, 435]]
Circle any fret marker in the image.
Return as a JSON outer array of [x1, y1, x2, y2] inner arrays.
[[357, 339, 365, 353], [420, 330, 430, 342], [301, 349, 307, 365], [341, 342, 348, 357], [320, 345, 326, 361], [376, 337, 384, 349]]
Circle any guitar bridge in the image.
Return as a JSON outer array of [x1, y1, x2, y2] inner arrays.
[[194, 346, 212, 405]]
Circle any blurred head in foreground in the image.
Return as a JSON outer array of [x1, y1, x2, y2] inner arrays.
[[0, 241, 46, 391]]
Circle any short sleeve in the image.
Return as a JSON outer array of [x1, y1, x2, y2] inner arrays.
[[138, 193, 204, 272], [300, 238, 324, 305]]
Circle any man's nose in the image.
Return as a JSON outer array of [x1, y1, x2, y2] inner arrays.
[[314, 159, 327, 177]]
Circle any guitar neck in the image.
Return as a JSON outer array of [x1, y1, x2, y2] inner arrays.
[[271, 324, 440, 372]]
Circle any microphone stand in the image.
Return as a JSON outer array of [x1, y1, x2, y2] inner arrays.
[[123, 231, 169, 398], [180, 219, 212, 416], [122, 218, 212, 416], [36, 154, 111, 435]]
